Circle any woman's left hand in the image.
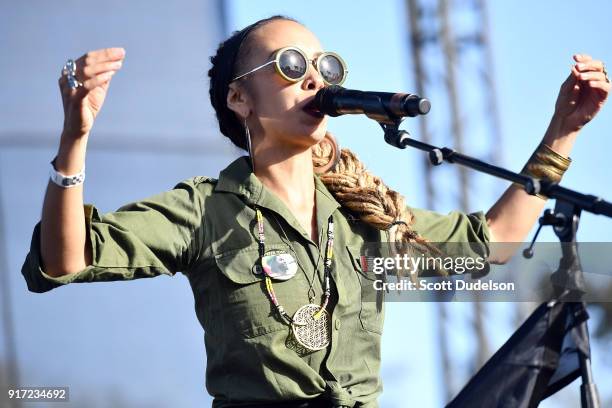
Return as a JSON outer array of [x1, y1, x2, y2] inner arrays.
[[553, 54, 610, 134]]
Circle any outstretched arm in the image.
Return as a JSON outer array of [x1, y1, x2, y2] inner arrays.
[[486, 54, 609, 262]]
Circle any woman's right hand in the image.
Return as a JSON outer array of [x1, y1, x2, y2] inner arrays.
[[59, 47, 125, 139]]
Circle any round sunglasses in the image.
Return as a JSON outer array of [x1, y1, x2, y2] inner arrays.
[[231, 46, 348, 86]]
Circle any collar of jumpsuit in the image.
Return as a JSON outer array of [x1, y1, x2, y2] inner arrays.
[[206, 156, 385, 408], [215, 155, 341, 247]]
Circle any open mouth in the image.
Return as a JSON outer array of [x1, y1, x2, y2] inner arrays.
[[302, 100, 325, 119]]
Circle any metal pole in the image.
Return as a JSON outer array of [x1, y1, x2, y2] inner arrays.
[[0, 156, 22, 408]]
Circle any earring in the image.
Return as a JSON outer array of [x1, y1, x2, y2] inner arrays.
[[244, 119, 255, 173]]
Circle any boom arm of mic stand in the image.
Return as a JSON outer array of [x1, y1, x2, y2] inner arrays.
[[380, 123, 612, 219]]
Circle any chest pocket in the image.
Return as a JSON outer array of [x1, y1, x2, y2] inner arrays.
[[345, 245, 385, 334], [214, 244, 310, 338]]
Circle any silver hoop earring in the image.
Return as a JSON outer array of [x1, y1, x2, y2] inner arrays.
[[244, 119, 255, 173]]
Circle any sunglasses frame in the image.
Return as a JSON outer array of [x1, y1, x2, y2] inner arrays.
[[231, 46, 348, 86]]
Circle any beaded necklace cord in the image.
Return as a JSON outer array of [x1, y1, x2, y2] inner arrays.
[[269, 212, 324, 304], [255, 206, 334, 324]]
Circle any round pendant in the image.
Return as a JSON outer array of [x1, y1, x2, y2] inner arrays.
[[260, 251, 298, 280], [291, 304, 331, 351]]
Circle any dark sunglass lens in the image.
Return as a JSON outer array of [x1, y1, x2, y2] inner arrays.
[[319, 55, 344, 84], [278, 49, 307, 79]]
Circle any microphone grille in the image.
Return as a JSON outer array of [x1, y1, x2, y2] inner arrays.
[[314, 85, 345, 117]]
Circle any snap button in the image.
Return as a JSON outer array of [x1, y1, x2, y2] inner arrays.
[[335, 319, 341, 330]]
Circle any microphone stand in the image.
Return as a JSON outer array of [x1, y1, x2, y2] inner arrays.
[[380, 120, 612, 217], [379, 119, 607, 407]]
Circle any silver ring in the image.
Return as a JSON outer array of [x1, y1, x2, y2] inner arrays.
[[603, 63, 610, 84], [62, 59, 82, 89]]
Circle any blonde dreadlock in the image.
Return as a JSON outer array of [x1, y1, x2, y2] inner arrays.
[[312, 139, 447, 278]]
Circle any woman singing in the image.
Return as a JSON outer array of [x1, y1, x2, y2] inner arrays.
[[22, 15, 609, 407]]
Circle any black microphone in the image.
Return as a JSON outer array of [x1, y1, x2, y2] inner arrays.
[[314, 85, 431, 120]]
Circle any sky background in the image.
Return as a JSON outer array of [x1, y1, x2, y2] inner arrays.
[[1, 1, 611, 407]]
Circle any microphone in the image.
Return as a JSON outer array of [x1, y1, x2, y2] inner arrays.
[[314, 85, 431, 121]]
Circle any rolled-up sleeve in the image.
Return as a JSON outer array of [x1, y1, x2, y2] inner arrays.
[[407, 207, 492, 276], [408, 206, 491, 243], [21, 178, 205, 293]]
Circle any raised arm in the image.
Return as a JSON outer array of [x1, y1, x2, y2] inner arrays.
[[41, 47, 125, 277], [486, 54, 609, 262]]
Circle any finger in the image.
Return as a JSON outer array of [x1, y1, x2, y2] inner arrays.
[[568, 63, 583, 81], [82, 70, 117, 90], [81, 60, 123, 78], [587, 80, 611, 93], [578, 71, 607, 81], [575, 60, 605, 72], [79, 47, 126, 66], [573, 53, 592, 63]]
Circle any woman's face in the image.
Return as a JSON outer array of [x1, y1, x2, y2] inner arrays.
[[232, 20, 329, 151]]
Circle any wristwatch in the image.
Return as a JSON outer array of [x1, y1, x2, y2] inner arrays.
[[49, 157, 85, 188]]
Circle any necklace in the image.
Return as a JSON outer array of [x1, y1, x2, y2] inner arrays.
[[254, 206, 333, 351], [269, 212, 324, 304]]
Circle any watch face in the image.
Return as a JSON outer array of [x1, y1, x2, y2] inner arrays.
[[62, 176, 78, 186]]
